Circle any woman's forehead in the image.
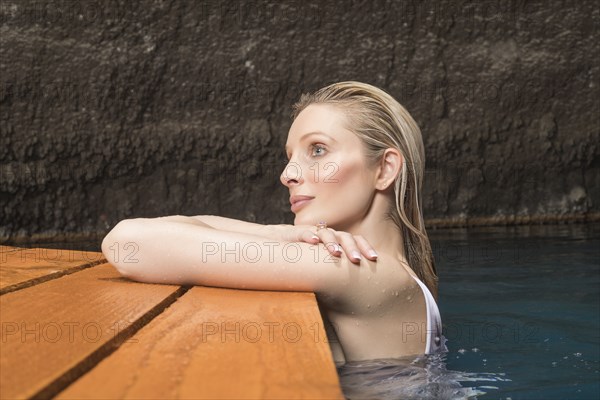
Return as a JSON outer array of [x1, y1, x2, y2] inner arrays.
[[287, 104, 351, 144]]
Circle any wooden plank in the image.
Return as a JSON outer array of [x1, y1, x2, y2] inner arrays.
[[0, 245, 21, 253], [56, 286, 345, 399], [0, 262, 184, 399], [0, 246, 106, 294]]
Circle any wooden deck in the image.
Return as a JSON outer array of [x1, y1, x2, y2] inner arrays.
[[0, 245, 344, 399]]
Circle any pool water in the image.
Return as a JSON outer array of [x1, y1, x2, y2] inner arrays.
[[337, 223, 600, 399]]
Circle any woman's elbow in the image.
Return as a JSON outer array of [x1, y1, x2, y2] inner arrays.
[[101, 219, 144, 278]]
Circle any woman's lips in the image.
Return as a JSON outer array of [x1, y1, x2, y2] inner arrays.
[[291, 198, 313, 212]]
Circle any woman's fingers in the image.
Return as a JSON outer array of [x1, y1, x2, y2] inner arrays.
[[305, 229, 320, 244], [310, 228, 378, 265], [315, 229, 343, 257], [319, 230, 363, 264], [353, 235, 378, 261], [325, 232, 379, 264], [337, 233, 364, 264]]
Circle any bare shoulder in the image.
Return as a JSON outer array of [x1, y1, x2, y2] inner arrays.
[[317, 251, 421, 313]]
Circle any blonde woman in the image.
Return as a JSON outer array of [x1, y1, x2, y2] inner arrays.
[[102, 81, 444, 363]]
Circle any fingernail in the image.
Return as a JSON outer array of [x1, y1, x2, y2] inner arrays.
[[311, 235, 319, 241], [369, 250, 378, 258], [335, 244, 342, 253], [351, 251, 361, 261]]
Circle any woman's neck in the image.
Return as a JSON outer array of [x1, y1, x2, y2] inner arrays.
[[336, 214, 407, 263]]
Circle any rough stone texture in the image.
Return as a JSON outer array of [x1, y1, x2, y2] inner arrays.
[[1, 0, 598, 242]]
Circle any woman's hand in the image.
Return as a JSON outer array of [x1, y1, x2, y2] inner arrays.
[[267, 224, 378, 264]]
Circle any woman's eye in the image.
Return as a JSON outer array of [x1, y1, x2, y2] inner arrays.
[[311, 144, 326, 157]]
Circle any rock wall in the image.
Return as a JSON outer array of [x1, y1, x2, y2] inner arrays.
[[1, 0, 598, 242]]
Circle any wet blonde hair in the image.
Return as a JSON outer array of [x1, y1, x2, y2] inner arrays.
[[291, 81, 438, 300]]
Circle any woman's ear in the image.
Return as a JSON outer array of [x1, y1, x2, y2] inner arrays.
[[376, 148, 403, 190]]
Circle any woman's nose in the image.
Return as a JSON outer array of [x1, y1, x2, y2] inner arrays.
[[280, 161, 303, 187]]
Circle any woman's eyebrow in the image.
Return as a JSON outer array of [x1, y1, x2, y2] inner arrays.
[[285, 131, 337, 152]]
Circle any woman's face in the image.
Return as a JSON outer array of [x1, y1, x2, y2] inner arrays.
[[281, 104, 378, 229]]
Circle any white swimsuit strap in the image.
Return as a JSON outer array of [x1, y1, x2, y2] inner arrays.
[[410, 274, 443, 354]]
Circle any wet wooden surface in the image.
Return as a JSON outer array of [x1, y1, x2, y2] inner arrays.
[[0, 245, 344, 399], [0, 245, 105, 295]]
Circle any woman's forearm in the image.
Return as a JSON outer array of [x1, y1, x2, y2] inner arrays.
[[189, 215, 280, 239], [154, 215, 214, 227], [108, 215, 279, 239], [101, 218, 346, 293]]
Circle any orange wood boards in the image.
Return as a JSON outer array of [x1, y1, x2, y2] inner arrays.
[[57, 287, 344, 399], [0, 245, 105, 295], [0, 262, 183, 399], [0, 246, 344, 399]]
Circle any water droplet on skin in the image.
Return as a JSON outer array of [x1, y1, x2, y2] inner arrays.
[[394, 291, 399, 296], [367, 304, 371, 308], [367, 276, 371, 280], [406, 296, 413, 302], [382, 288, 386, 293]]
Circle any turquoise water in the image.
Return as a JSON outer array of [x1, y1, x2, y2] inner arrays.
[[338, 223, 600, 399]]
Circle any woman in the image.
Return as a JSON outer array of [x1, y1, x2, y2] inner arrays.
[[101, 81, 444, 363]]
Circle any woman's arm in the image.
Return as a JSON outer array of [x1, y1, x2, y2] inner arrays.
[[189, 215, 275, 237], [136, 215, 276, 238], [101, 218, 355, 295], [132, 215, 377, 262], [154, 215, 215, 228]]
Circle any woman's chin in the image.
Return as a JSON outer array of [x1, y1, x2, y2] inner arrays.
[[294, 214, 313, 226], [295, 214, 327, 227]]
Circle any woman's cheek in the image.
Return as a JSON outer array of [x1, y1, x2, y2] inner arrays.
[[337, 161, 363, 186], [323, 157, 351, 185]]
